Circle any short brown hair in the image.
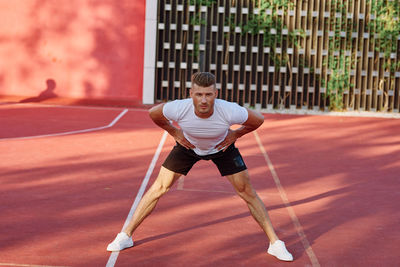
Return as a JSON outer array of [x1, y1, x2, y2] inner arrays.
[[191, 72, 216, 88]]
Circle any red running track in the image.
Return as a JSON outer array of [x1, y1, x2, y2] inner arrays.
[[0, 102, 399, 267]]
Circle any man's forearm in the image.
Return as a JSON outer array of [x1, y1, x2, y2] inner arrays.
[[233, 108, 264, 138], [151, 118, 179, 136], [233, 124, 260, 138], [149, 103, 177, 136], [149, 103, 195, 149]]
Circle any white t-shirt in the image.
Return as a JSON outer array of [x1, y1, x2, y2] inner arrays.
[[163, 98, 248, 155]]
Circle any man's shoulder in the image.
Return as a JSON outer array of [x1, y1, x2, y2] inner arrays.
[[215, 99, 243, 109], [163, 98, 192, 120], [214, 99, 248, 123], [215, 98, 230, 106], [165, 98, 192, 108], [174, 98, 192, 104]]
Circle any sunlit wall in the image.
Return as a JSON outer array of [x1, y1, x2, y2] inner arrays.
[[0, 0, 145, 103]]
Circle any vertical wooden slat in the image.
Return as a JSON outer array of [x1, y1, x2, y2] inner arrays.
[[238, 0, 246, 106], [298, 0, 307, 109], [370, 0, 380, 111], [281, 4, 289, 109], [179, 0, 189, 98], [155, 0, 163, 101], [364, 0, 373, 111], [227, 0, 235, 102], [348, 0, 356, 110], [251, 1, 261, 108], [321, 0, 331, 110], [396, 37, 400, 111], [217, 0, 226, 100], [166, 1, 174, 100], [303, 0, 311, 109], [315, 0, 324, 109], [171, 0, 179, 100], [161, 0, 169, 101], [360, 0, 368, 110], [354, 0, 362, 110], [282, 3, 291, 109], [342, 0, 350, 110], [287, 3, 296, 110], [275, 5, 282, 109], [265, 4, 273, 109], [221, 0, 230, 102], [292, 0, 301, 109], [308, 0, 316, 109]]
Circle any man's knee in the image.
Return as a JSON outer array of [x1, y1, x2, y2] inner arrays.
[[239, 186, 257, 201], [232, 180, 257, 200], [150, 180, 171, 198], [149, 169, 180, 198]]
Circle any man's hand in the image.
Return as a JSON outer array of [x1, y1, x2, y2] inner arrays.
[[149, 104, 195, 150], [215, 108, 264, 151], [172, 128, 195, 150], [215, 129, 238, 151]]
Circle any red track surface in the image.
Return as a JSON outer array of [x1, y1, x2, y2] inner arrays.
[[0, 103, 399, 267]]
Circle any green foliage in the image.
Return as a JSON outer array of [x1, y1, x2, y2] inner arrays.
[[189, 16, 206, 26], [326, 54, 353, 111], [189, 0, 216, 7], [323, 0, 354, 110], [241, 0, 294, 47], [185, 0, 399, 111], [239, 0, 298, 68], [188, 1, 216, 61], [370, 0, 400, 72]]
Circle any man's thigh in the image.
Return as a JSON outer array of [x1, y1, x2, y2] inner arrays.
[[152, 166, 182, 190], [162, 143, 200, 175], [211, 144, 247, 176]]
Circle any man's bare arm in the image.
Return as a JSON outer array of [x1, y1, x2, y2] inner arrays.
[[233, 108, 264, 137], [215, 108, 264, 151], [149, 103, 195, 149]]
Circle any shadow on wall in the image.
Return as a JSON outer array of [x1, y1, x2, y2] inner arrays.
[[20, 79, 57, 103], [0, 1, 146, 104]]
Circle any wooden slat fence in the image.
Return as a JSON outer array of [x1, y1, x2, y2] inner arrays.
[[155, 0, 400, 113]]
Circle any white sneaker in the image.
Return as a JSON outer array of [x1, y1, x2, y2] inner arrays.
[[107, 232, 134, 252], [267, 240, 293, 261]]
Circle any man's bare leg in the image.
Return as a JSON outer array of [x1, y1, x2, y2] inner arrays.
[[107, 166, 181, 251], [226, 169, 278, 243], [123, 166, 182, 236]]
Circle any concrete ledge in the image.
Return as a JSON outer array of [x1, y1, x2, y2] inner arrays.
[[260, 107, 400, 119]]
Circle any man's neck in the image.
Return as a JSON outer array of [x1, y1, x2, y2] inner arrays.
[[194, 110, 214, 119]]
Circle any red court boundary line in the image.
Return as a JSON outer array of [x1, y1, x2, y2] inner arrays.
[[254, 131, 320, 266], [106, 131, 168, 267], [0, 108, 129, 141]]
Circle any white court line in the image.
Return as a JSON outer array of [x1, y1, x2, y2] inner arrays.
[[174, 188, 233, 194], [106, 131, 168, 267], [0, 109, 128, 141], [0, 263, 70, 267], [0, 102, 149, 112], [176, 176, 185, 190], [254, 131, 321, 267]]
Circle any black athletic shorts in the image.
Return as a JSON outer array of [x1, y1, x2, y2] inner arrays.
[[162, 142, 247, 176]]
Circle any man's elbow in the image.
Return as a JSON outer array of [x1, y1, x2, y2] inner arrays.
[[253, 110, 264, 127], [149, 103, 164, 120], [245, 109, 264, 130], [148, 108, 156, 122]]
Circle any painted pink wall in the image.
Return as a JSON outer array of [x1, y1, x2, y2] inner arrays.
[[0, 0, 145, 103]]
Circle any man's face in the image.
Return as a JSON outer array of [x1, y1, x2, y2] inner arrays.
[[190, 83, 218, 118]]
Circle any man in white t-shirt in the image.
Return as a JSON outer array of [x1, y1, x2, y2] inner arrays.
[[107, 72, 293, 261]]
